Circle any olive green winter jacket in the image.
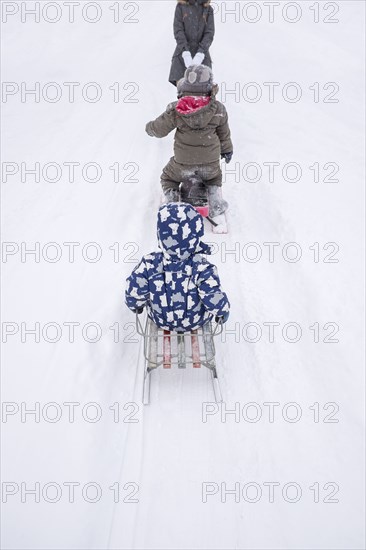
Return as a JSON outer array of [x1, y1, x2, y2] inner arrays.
[[145, 97, 233, 166]]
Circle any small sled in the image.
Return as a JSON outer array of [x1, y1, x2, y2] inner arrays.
[[136, 313, 224, 405]]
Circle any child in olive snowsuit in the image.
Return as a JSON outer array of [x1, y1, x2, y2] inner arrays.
[[169, 0, 215, 87], [146, 65, 233, 217]]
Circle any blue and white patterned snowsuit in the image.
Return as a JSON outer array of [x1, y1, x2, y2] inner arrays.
[[125, 203, 230, 332]]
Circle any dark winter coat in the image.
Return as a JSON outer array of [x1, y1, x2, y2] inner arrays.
[[146, 95, 233, 166], [125, 203, 230, 332], [169, 0, 215, 85]]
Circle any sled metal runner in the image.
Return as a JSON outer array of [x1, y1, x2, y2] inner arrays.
[[136, 314, 223, 405]]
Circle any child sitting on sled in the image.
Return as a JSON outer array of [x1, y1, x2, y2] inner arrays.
[[125, 202, 230, 332], [145, 64, 233, 218]]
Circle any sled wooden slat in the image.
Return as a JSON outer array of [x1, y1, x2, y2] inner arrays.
[[191, 330, 201, 368], [163, 330, 171, 369]]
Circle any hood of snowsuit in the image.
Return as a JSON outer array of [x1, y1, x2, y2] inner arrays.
[[157, 202, 211, 261], [175, 96, 217, 130], [176, 95, 211, 115]]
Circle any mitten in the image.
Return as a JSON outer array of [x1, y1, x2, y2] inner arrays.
[[221, 152, 233, 164], [215, 311, 230, 324], [182, 51, 193, 68], [145, 123, 155, 137], [192, 52, 205, 65]]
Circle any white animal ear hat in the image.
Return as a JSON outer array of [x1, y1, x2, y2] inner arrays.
[[177, 64, 213, 95]]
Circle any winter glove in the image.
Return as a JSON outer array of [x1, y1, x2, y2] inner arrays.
[[132, 307, 144, 315], [192, 52, 205, 66], [215, 311, 230, 324], [221, 152, 233, 164], [182, 51, 193, 68], [145, 123, 155, 137]]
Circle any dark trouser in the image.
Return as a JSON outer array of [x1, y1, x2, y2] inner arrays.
[[161, 157, 222, 193]]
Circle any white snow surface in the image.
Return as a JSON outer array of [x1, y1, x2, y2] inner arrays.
[[1, 1, 365, 549]]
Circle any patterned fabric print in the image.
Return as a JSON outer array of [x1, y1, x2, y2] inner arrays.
[[125, 203, 230, 332]]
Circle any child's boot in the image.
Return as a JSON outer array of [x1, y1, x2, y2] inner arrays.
[[207, 186, 228, 217]]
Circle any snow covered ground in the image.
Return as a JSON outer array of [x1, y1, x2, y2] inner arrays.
[[1, 1, 365, 549]]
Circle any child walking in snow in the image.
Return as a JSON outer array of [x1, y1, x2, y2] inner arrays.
[[146, 64, 233, 218], [125, 203, 230, 332], [169, 0, 215, 87]]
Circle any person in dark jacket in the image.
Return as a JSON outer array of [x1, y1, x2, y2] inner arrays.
[[125, 203, 230, 332], [169, 0, 215, 86], [146, 65, 233, 217]]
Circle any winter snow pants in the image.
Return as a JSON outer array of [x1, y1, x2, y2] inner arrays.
[[160, 157, 222, 193]]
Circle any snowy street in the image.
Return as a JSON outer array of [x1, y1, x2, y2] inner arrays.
[[1, 1, 365, 549]]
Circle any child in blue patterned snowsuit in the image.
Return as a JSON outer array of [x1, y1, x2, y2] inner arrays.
[[125, 203, 230, 332]]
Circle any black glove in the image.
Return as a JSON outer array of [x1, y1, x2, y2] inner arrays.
[[215, 311, 230, 324], [133, 307, 144, 315], [221, 152, 233, 164], [145, 123, 155, 137]]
